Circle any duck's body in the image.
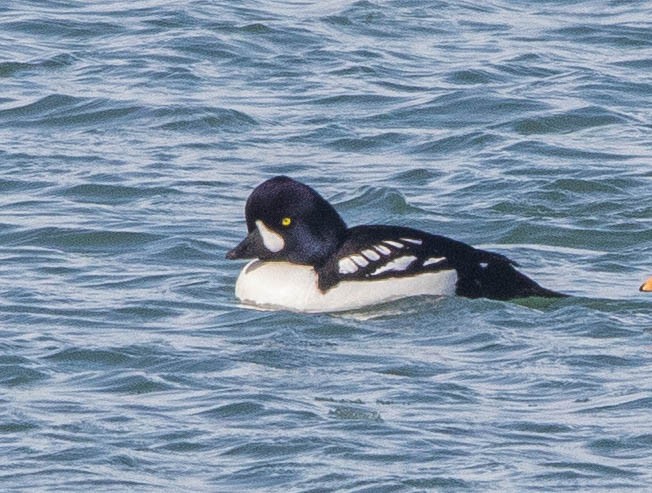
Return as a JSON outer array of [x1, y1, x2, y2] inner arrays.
[[227, 176, 564, 312], [641, 276, 652, 292], [235, 259, 458, 312]]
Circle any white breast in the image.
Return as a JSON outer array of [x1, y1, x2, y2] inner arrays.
[[234, 260, 458, 313]]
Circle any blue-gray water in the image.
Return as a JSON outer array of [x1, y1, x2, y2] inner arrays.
[[1, 1, 652, 491]]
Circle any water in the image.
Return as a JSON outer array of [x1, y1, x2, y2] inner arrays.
[[1, 0, 651, 490]]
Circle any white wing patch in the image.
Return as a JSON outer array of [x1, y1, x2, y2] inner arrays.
[[423, 256, 446, 267], [338, 257, 358, 274], [371, 255, 417, 276], [374, 244, 391, 255], [338, 237, 430, 278], [361, 249, 380, 261], [383, 240, 403, 249], [338, 254, 371, 274], [350, 254, 369, 267]]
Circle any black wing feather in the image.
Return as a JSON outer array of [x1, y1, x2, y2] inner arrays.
[[316, 226, 453, 291], [316, 225, 565, 299]]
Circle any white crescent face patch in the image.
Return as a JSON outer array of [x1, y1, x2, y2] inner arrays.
[[256, 220, 285, 253]]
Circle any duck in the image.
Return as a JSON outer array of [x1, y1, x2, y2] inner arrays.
[[641, 276, 652, 292], [226, 176, 565, 312]]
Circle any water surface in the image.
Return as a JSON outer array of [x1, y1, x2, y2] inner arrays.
[[1, 1, 652, 491]]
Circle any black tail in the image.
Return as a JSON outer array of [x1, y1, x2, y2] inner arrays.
[[455, 250, 566, 300]]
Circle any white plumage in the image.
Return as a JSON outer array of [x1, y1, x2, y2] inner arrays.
[[235, 260, 458, 313]]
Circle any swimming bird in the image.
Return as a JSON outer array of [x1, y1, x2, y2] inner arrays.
[[641, 276, 652, 292], [226, 176, 565, 312]]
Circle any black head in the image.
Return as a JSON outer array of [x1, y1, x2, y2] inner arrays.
[[226, 176, 347, 266]]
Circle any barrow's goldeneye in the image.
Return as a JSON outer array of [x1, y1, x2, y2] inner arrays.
[[226, 176, 565, 312], [641, 276, 652, 292]]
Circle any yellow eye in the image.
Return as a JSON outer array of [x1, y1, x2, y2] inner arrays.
[[281, 217, 292, 227]]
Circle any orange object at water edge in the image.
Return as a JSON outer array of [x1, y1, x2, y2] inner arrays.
[[640, 276, 652, 292]]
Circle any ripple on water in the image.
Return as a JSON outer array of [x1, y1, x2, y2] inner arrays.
[[1, 0, 652, 491], [60, 183, 179, 205], [0, 359, 48, 387], [3, 227, 162, 252], [588, 434, 652, 460], [0, 53, 77, 78], [508, 106, 630, 135], [333, 185, 425, 217], [0, 95, 144, 128], [153, 106, 258, 133]]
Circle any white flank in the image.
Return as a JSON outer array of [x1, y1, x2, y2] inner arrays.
[[423, 256, 446, 267], [361, 249, 380, 261], [383, 240, 403, 249], [371, 255, 417, 276], [401, 237, 422, 245], [234, 260, 458, 313], [255, 220, 285, 253], [338, 257, 358, 274]]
